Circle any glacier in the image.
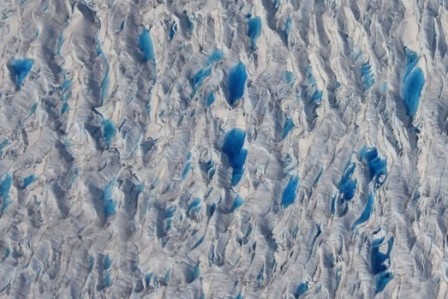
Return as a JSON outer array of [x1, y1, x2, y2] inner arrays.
[[1, 0, 448, 298]]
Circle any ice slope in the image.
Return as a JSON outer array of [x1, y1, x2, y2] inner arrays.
[[0, 0, 448, 298]]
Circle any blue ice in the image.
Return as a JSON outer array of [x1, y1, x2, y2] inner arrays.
[[206, 92, 215, 107], [222, 129, 247, 186], [306, 66, 323, 104], [361, 62, 375, 89], [306, 66, 317, 85], [61, 102, 69, 114], [56, 33, 64, 55], [101, 119, 116, 147], [227, 62, 248, 107], [338, 162, 357, 201], [295, 281, 309, 298], [187, 198, 201, 215], [9, 58, 34, 89], [230, 150, 247, 186], [0, 140, 9, 156], [191, 67, 211, 90], [22, 174, 36, 189], [404, 48, 419, 77], [247, 17, 262, 47], [182, 162, 192, 180], [375, 271, 393, 294], [202, 160, 216, 180], [403, 68, 425, 117], [231, 195, 245, 212], [61, 76, 72, 113], [186, 263, 200, 283], [0, 174, 12, 214], [352, 193, 374, 229], [282, 118, 295, 139], [164, 205, 176, 231], [119, 20, 125, 31], [207, 203, 216, 218], [99, 272, 112, 290], [359, 147, 387, 187], [284, 71, 295, 84], [165, 205, 176, 219], [139, 29, 156, 62], [100, 67, 110, 105], [145, 273, 152, 287], [235, 293, 244, 299], [310, 90, 323, 103], [88, 256, 95, 272], [282, 16, 292, 43], [103, 180, 117, 218], [169, 22, 177, 41], [61, 78, 72, 91], [282, 176, 300, 209], [403, 49, 425, 117], [103, 255, 112, 270], [371, 237, 394, 275], [207, 50, 224, 65]]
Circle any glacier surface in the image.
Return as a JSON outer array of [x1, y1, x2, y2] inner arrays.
[[1, 0, 448, 298]]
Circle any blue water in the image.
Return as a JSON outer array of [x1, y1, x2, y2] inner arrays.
[[352, 193, 374, 229], [222, 129, 247, 186], [282, 176, 300, 209], [247, 17, 262, 47], [230, 150, 248, 186], [403, 67, 425, 117], [139, 29, 156, 62], [9, 58, 34, 89], [402, 49, 425, 117], [375, 271, 393, 294], [371, 237, 394, 275], [227, 62, 248, 107]]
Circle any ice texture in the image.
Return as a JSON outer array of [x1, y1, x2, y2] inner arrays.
[[0, 0, 447, 298]]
